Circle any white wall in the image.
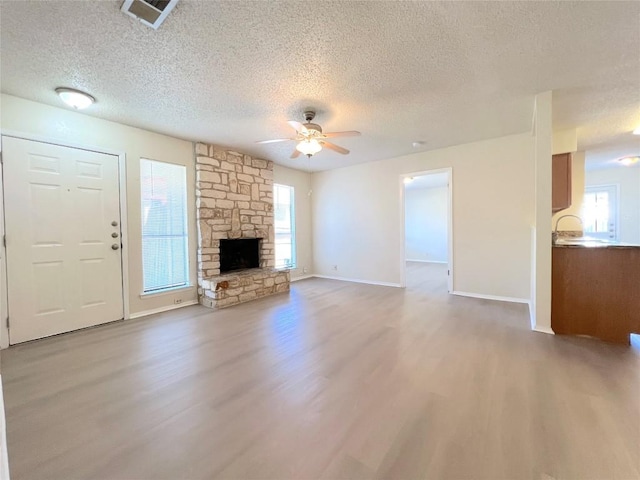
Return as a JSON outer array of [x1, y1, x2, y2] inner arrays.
[[273, 164, 313, 279], [585, 166, 640, 244], [553, 128, 577, 155], [405, 186, 448, 262], [0, 94, 198, 321], [312, 132, 535, 299], [533, 91, 553, 332]]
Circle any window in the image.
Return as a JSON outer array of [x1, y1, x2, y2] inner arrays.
[[273, 183, 296, 268], [140, 159, 189, 293], [583, 185, 618, 240]]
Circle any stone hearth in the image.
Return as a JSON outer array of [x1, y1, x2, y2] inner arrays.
[[195, 142, 290, 308]]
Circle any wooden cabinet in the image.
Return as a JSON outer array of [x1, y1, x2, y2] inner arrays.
[[552, 153, 572, 212], [552, 246, 640, 344]]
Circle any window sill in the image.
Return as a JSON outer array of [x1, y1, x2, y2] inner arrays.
[[275, 265, 296, 271], [140, 284, 195, 298]]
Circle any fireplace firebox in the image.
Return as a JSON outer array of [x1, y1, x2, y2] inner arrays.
[[219, 238, 261, 273]]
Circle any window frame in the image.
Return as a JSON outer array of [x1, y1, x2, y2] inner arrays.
[[583, 184, 619, 241], [140, 158, 190, 294], [273, 183, 296, 269]]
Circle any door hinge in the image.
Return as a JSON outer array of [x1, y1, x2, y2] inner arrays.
[[448, 270, 450, 275], [6, 317, 9, 329], [2, 235, 5, 248]]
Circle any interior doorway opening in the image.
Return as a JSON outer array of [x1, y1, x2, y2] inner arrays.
[[400, 168, 453, 292]]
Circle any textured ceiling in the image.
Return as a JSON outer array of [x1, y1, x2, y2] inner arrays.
[[1, 1, 639, 171]]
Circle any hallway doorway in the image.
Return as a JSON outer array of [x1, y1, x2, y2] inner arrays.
[[400, 168, 453, 292]]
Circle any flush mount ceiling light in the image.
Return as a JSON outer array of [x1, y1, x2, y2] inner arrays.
[[55, 87, 95, 110], [618, 156, 640, 166], [295, 138, 322, 158]]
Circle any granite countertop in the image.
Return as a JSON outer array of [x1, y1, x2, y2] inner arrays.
[[553, 238, 640, 248]]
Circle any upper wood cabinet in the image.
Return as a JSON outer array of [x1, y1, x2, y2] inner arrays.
[[552, 153, 572, 212]]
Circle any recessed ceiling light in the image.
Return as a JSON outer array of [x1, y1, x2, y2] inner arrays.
[[55, 87, 95, 110], [618, 156, 639, 166], [633, 127, 640, 135]]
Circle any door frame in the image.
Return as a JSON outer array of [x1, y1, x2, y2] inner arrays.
[[583, 183, 620, 241], [0, 130, 130, 348], [399, 167, 454, 291]]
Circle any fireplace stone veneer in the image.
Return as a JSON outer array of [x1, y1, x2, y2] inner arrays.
[[195, 143, 290, 308]]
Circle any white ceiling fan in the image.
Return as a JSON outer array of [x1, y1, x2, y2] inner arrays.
[[257, 111, 361, 158]]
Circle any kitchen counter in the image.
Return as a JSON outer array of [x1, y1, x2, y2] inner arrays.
[[553, 237, 640, 248], [553, 242, 640, 248], [552, 245, 640, 344]]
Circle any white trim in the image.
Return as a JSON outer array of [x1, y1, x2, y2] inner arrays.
[[451, 290, 530, 304], [118, 148, 130, 321], [0, 131, 131, 340], [290, 274, 314, 282], [0, 129, 126, 158], [533, 325, 555, 335], [128, 299, 199, 319], [400, 167, 454, 292], [313, 274, 401, 288], [140, 284, 195, 298], [0, 141, 9, 349], [530, 227, 537, 330], [405, 259, 448, 264], [0, 378, 8, 480]]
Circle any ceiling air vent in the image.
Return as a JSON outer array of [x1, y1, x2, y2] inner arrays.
[[121, 0, 179, 30]]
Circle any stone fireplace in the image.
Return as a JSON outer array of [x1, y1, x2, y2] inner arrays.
[[195, 143, 290, 308]]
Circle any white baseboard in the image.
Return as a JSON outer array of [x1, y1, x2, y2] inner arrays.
[[290, 274, 314, 282], [129, 300, 199, 319], [532, 325, 555, 335], [313, 274, 402, 288], [451, 291, 530, 304], [0, 379, 9, 480], [529, 303, 536, 330], [406, 259, 448, 264]]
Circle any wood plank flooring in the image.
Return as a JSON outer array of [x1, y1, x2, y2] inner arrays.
[[2, 263, 639, 479]]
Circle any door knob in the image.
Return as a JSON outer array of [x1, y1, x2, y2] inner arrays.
[[111, 243, 120, 250]]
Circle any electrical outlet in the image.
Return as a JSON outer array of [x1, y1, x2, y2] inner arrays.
[[174, 298, 183, 305], [303, 266, 308, 274], [332, 265, 338, 271]]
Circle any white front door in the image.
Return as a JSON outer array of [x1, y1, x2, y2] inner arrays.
[[3, 137, 124, 344]]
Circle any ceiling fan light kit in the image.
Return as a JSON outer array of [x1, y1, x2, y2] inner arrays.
[[296, 138, 322, 157], [257, 110, 361, 159]]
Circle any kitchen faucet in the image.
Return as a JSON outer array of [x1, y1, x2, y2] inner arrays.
[[553, 214, 583, 244]]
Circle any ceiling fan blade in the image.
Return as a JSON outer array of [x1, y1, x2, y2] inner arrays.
[[256, 138, 295, 144], [288, 121, 308, 134], [291, 149, 301, 159], [322, 131, 361, 138], [320, 141, 349, 155]]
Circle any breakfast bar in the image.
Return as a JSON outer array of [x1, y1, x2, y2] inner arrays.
[[552, 242, 640, 344]]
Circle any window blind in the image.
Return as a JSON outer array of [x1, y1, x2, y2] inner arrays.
[[273, 183, 296, 268], [140, 159, 189, 292]]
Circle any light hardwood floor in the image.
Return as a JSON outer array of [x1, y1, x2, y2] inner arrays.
[[2, 263, 639, 479]]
